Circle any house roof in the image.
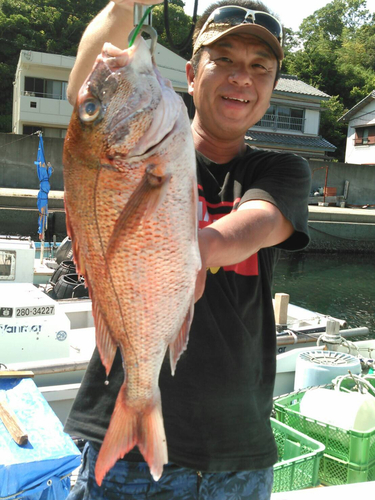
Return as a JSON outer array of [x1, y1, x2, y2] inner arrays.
[[275, 75, 330, 99], [338, 90, 375, 122], [245, 131, 336, 151]]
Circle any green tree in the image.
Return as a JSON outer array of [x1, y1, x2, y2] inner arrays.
[[152, 3, 195, 60], [0, 0, 196, 133], [320, 96, 348, 161], [169, 0, 186, 8], [283, 0, 375, 161], [0, 0, 107, 133]]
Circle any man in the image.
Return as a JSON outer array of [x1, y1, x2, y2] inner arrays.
[[66, 1, 311, 498]]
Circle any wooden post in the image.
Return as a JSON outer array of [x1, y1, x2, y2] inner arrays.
[[0, 399, 28, 445], [274, 293, 289, 329]]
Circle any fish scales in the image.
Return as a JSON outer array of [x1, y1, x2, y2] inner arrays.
[[63, 37, 200, 485]]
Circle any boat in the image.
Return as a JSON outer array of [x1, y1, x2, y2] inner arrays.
[[2, 235, 375, 494], [1, 235, 373, 424]]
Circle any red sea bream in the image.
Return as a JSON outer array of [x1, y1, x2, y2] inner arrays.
[[63, 36, 200, 485]]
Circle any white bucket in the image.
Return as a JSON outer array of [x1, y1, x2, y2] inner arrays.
[[300, 388, 375, 431], [294, 350, 361, 390]]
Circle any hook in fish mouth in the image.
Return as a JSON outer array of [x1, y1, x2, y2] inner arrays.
[[128, 25, 158, 57]]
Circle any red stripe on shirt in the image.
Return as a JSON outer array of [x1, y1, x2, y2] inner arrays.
[[198, 194, 258, 276]]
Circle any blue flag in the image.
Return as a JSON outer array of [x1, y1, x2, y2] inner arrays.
[[34, 133, 52, 238]]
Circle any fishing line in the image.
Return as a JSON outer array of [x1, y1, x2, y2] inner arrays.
[[0, 130, 41, 150], [163, 0, 199, 55], [128, 2, 199, 56], [129, 5, 155, 47]]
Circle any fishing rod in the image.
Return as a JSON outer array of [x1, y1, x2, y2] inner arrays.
[[132, 1, 199, 56]]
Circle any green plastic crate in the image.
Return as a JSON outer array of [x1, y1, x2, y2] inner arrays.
[[319, 454, 375, 486], [274, 389, 375, 468], [271, 417, 325, 492]]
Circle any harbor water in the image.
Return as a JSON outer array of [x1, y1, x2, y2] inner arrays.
[[274, 252, 375, 337], [36, 243, 374, 336]]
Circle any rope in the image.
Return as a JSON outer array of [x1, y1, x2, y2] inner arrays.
[[317, 332, 360, 356], [0, 131, 41, 150], [332, 372, 375, 397]]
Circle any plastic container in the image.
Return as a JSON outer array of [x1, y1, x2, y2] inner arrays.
[[274, 388, 375, 476], [271, 418, 325, 492], [300, 388, 375, 432], [319, 454, 375, 486], [294, 351, 361, 390]]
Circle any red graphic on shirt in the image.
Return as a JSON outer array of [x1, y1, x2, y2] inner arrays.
[[198, 187, 258, 276]]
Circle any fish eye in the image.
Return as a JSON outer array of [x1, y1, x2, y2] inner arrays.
[[79, 98, 102, 122]]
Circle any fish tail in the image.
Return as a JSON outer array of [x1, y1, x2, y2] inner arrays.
[[95, 384, 168, 486]]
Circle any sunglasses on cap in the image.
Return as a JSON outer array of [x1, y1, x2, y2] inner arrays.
[[194, 6, 283, 53]]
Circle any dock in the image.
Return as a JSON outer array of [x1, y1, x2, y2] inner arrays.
[[0, 188, 375, 251], [308, 205, 375, 252]]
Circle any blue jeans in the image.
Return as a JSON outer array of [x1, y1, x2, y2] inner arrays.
[[67, 442, 274, 500]]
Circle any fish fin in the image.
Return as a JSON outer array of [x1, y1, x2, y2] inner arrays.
[[95, 385, 167, 486], [169, 298, 194, 376], [92, 299, 117, 376], [138, 389, 168, 481], [106, 164, 171, 258]]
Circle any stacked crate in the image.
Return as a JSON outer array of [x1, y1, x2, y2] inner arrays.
[[274, 389, 375, 485]]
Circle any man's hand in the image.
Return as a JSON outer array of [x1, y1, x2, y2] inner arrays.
[[67, 1, 163, 105], [194, 234, 209, 302]]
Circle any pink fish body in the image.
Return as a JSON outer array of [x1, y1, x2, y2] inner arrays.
[[63, 37, 201, 484]]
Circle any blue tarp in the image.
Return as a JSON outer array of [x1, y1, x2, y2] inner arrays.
[[34, 134, 52, 238], [0, 378, 81, 500]]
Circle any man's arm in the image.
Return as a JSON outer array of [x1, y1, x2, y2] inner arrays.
[[195, 200, 294, 301], [67, 1, 158, 105]]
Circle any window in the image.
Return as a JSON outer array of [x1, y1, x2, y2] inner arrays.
[[254, 105, 305, 131], [355, 127, 375, 146], [23, 125, 42, 135], [24, 77, 68, 100]]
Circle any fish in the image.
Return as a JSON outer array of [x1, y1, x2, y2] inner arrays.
[[63, 36, 201, 485]]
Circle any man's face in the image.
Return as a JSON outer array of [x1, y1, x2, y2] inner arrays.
[[187, 34, 278, 141]]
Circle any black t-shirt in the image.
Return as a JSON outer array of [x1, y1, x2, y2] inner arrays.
[[64, 146, 311, 472]]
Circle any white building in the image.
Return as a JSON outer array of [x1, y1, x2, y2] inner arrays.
[[13, 49, 335, 160], [247, 75, 336, 160], [12, 45, 189, 138], [12, 50, 75, 138], [338, 91, 375, 165]]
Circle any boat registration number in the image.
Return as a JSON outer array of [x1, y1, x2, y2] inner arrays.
[[15, 306, 55, 318]]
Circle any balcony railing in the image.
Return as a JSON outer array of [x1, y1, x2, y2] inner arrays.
[[254, 113, 305, 132], [22, 90, 68, 100]]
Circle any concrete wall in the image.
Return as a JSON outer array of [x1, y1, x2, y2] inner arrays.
[[0, 133, 64, 191], [1, 133, 375, 207], [309, 159, 375, 206]]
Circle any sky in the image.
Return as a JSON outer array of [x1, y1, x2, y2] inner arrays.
[[183, 0, 375, 31]]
